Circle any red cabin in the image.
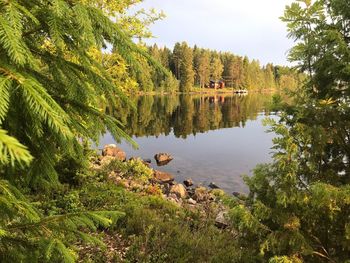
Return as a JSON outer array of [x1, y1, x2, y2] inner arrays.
[[209, 80, 225, 89]]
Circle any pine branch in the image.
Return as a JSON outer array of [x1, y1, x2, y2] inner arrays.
[[0, 76, 11, 123], [0, 12, 28, 65], [0, 129, 33, 166]]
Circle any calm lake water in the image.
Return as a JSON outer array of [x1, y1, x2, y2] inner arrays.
[[100, 93, 278, 193]]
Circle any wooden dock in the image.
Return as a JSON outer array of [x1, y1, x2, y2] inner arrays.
[[233, 89, 248, 94]]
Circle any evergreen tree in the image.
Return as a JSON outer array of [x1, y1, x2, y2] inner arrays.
[[249, 60, 264, 90], [0, 0, 161, 261], [178, 42, 194, 92], [171, 42, 182, 79], [210, 55, 224, 81], [242, 56, 251, 89], [196, 50, 211, 89], [193, 45, 201, 86], [228, 56, 244, 88], [263, 63, 276, 90], [159, 47, 172, 68]]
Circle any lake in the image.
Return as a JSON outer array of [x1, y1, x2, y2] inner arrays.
[[100, 93, 279, 194]]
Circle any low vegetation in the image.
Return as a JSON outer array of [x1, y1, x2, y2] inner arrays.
[[38, 156, 244, 262]]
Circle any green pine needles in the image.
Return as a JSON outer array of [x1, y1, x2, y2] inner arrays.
[[0, 0, 159, 261], [0, 0, 135, 185], [0, 179, 125, 262]]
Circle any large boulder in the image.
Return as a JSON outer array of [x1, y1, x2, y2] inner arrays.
[[170, 184, 187, 199], [153, 170, 174, 184], [154, 153, 173, 166], [102, 144, 126, 161]]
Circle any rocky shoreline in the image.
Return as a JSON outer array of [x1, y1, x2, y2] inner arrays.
[[92, 144, 247, 229]]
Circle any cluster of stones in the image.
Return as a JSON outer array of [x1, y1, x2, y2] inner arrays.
[[95, 145, 237, 228]]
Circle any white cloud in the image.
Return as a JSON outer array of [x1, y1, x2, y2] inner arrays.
[[134, 0, 296, 65]]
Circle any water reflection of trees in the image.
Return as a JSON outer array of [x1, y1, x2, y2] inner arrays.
[[111, 93, 276, 138]]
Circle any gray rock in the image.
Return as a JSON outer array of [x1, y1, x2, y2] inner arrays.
[[209, 182, 220, 189], [183, 179, 193, 187], [187, 198, 197, 205], [215, 211, 229, 229], [186, 187, 195, 197]]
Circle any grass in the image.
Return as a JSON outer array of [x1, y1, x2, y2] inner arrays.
[[38, 158, 250, 262], [78, 182, 244, 262]]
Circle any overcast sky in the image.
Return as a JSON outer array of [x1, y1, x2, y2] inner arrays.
[[133, 0, 295, 66]]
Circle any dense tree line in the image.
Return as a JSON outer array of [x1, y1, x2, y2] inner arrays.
[[144, 42, 305, 92]]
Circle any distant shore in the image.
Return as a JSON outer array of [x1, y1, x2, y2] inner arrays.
[[134, 88, 277, 96]]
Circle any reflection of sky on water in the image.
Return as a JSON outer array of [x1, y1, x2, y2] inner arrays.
[[100, 115, 278, 194]]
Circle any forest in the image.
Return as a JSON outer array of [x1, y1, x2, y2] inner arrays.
[[0, 0, 349, 262], [147, 43, 304, 92], [122, 43, 304, 93]]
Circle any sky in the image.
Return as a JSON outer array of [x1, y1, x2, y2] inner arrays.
[[133, 0, 296, 66]]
